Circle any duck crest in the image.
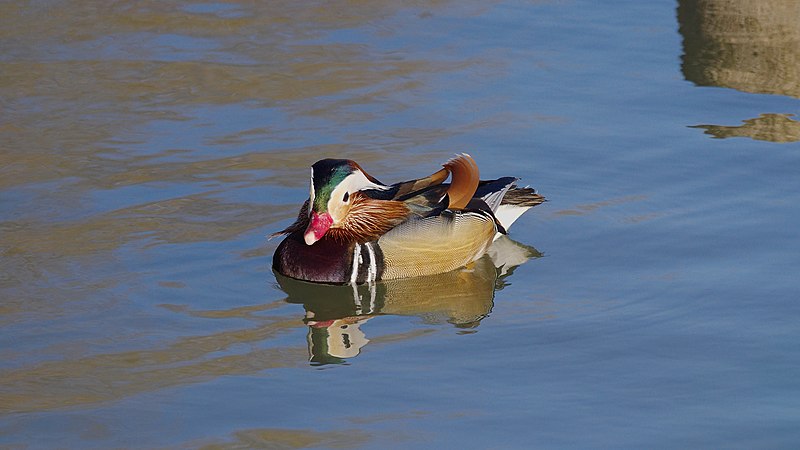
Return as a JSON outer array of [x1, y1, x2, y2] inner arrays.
[[272, 154, 545, 284]]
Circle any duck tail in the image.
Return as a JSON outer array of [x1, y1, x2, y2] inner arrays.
[[494, 185, 545, 231]]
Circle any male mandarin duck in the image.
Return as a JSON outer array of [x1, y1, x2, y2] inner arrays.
[[272, 154, 544, 284]]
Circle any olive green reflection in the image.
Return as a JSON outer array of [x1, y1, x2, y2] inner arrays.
[[277, 236, 542, 365], [195, 427, 372, 449], [678, 0, 800, 98], [690, 113, 800, 143]]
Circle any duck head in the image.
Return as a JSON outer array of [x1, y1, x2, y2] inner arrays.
[[304, 159, 389, 245]]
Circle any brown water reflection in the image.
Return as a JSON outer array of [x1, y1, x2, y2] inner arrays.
[[0, 0, 475, 359], [690, 113, 800, 143], [0, 237, 539, 413], [679, 0, 800, 99], [0, 0, 466, 198], [194, 427, 373, 449], [0, 307, 305, 414], [279, 237, 542, 365]]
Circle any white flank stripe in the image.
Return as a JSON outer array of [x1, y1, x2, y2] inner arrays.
[[350, 244, 362, 284], [364, 242, 377, 283]]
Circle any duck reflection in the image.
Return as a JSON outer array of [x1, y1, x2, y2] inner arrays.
[[276, 236, 541, 365]]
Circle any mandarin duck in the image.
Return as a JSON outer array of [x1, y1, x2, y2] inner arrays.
[[272, 154, 544, 284]]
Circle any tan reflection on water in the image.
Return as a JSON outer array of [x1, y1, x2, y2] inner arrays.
[[1, 1, 462, 189], [1, 240, 538, 415], [678, 0, 800, 98], [1, 0, 466, 289], [690, 113, 800, 143], [0, 0, 481, 430], [552, 195, 647, 217], [0, 309, 305, 414], [194, 427, 372, 449], [0, 237, 541, 414]]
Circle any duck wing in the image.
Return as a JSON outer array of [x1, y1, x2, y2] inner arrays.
[[362, 153, 479, 206], [400, 184, 450, 218], [359, 166, 449, 201], [392, 153, 481, 217]]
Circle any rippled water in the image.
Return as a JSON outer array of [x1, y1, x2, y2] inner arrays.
[[2, 0, 800, 448]]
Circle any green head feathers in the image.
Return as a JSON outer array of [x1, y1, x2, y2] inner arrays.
[[310, 159, 357, 212]]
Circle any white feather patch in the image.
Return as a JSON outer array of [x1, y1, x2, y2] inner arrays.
[[349, 244, 362, 284], [364, 242, 377, 283], [493, 204, 531, 231]]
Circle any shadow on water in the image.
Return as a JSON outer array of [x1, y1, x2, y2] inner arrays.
[[277, 236, 542, 365], [678, 0, 800, 142]]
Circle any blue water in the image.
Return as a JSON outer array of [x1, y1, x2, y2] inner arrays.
[[2, 0, 799, 448]]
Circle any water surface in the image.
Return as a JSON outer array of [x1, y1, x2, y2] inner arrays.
[[2, 0, 800, 448]]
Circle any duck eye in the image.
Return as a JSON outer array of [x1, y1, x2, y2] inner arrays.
[[342, 192, 349, 203]]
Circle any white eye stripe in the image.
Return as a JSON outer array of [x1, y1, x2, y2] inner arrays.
[[327, 171, 388, 212], [341, 171, 389, 193]]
